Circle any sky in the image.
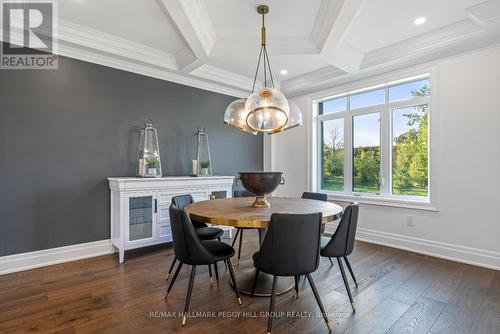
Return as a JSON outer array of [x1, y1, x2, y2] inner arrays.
[[322, 79, 428, 147]]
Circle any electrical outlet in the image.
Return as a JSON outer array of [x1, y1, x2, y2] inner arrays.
[[406, 215, 416, 227]]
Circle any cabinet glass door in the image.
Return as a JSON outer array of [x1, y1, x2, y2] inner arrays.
[[129, 196, 153, 241]]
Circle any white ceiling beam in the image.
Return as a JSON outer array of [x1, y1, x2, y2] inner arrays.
[[311, 0, 366, 73], [159, 0, 217, 72], [211, 37, 319, 56], [190, 65, 261, 92], [466, 0, 500, 30], [174, 48, 205, 73]]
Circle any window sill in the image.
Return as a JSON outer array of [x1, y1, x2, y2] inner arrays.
[[323, 192, 438, 211]]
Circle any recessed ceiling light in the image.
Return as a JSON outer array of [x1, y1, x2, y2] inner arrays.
[[414, 17, 426, 25], [280, 69, 288, 75]]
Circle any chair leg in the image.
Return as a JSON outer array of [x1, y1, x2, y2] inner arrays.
[[267, 275, 278, 334], [328, 257, 334, 265], [293, 275, 299, 299], [182, 265, 197, 326], [165, 261, 183, 299], [306, 274, 333, 333], [337, 258, 356, 312], [214, 261, 219, 284], [226, 259, 242, 305], [231, 228, 240, 247], [165, 257, 177, 280], [251, 269, 260, 298], [208, 264, 214, 284], [343, 256, 358, 288], [237, 229, 244, 265]]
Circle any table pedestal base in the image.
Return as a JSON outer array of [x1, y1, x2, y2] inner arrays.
[[231, 266, 294, 297]]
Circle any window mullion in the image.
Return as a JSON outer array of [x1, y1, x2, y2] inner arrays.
[[380, 102, 391, 197], [344, 114, 353, 195]]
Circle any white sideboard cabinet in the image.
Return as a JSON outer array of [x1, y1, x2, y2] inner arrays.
[[108, 176, 235, 262]]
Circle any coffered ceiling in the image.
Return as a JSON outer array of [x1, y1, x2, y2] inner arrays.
[[5, 0, 500, 97]]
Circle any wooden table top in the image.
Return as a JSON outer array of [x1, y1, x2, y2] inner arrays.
[[185, 196, 343, 228]]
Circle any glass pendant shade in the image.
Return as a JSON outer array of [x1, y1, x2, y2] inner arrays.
[[137, 121, 162, 177], [222, 5, 302, 134], [223, 98, 258, 135], [245, 87, 289, 132], [268, 100, 303, 133]]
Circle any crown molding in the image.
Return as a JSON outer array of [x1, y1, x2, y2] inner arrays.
[[59, 20, 178, 70], [282, 16, 500, 97], [281, 66, 346, 94], [58, 42, 248, 98], [310, 0, 344, 49], [313, 0, 366, 73], [361, 19, 482, 69], [159, 0, 216, 73], [179, 0, 217, 56], [191, 64, 258, 91], [1, 16, 251, 97]]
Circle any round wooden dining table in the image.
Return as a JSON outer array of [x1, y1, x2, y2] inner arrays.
[[185, 196, 343, 296]]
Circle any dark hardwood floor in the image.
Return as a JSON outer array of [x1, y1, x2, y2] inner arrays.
[[1, 231, 498, 334]]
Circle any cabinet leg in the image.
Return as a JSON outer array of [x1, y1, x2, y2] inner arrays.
[[119, 249, 125, 263]]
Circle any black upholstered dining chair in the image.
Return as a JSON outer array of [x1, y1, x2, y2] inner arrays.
[[252, 213, 332, 334], [301, 191, 327, 202], [165, 195, 224, 284], [301, 191, 328, 234], [165, 203, 241, 326], [320, 202, 359, 312], [231, 190, 255, 264]]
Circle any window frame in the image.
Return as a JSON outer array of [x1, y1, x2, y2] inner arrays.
[[310, 68, 438, 211]]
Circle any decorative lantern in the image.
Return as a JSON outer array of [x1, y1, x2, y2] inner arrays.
[[137, 120, 162, 178], [191, 127, 213, 176]]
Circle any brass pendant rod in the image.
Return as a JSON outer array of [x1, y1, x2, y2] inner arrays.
[[261, 12, 266, 46], [263, 45, 267, 87], [251, 5, 275, 90], [264, 47, 275, 88], [251, 45, 264, 92], [261, 11, 267, 87]]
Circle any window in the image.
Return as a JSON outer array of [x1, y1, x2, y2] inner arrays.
[[321, 119, 344, 191], [353, 113, 380, 194], [392, 105, 428, 197], [350, 89, 385, 109], [320, 96, 347, 114], [317, 75, 431, 201]]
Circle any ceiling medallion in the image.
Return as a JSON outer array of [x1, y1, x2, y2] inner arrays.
[[223, 5, 302, 135]]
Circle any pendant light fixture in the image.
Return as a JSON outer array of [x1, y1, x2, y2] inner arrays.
[[223, 5, 302, 134], [223, 98, 258, 135]]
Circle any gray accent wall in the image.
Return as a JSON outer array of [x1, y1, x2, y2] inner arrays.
[[0, 54, 262, 256]]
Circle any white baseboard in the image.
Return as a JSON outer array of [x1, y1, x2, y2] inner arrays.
[[0, 240, 114, 275], [2, 227, 498, 275], [355, 227, 500, 271]]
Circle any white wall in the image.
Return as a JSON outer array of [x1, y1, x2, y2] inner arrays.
[[271, 46, 500, 269]]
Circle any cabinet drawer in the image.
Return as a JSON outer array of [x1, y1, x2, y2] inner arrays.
[[159, 206, 170, 221], [158, 190, 208, 205], [158, 224, 172, 240]]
